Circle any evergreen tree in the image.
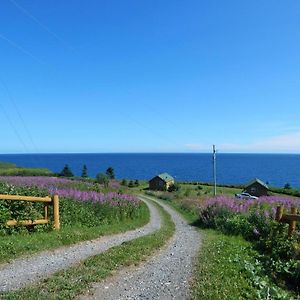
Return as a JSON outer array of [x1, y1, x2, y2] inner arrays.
[[59, 164, 74, 177], [284, 183, 291, 189], [106, 167, 115, 179], [81, 165, 88, 178], [134, 179, 139, 186], [128, 180, 134, 187]]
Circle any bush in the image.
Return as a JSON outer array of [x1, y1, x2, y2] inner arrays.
[[96, 173, 109, 188], [121, 179, 128, 186], [128, 180, 134, 188], [198, 202, 300, 293], [168, 183, 180, 192]]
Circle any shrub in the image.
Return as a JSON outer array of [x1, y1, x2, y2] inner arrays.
[[168, 183, 180, 192], [96, 173, 109, 188], [197, 196, 300, 293]]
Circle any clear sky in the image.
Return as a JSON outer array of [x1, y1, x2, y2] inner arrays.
[[1, 0, 300, 154]]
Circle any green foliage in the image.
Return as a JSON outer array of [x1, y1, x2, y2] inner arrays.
[[0, 161, 52, 176], [0, 202, 149, 264], [284, 183, 291, 189], [81, 165, 88, 178], [96, 173, 109, 187], [192, 231, 258, 299], [0, 167, 52, 177], [105, 166, 115, 179], [59, 164, 74, 177], [198, 205, 300, 294], [134, 179, 139, 187], [128, 180, 134, 187], [121, 179, 128, 186], [168, 182, 180, 192], [0, 182, 48, 235], [0, 162, 17, 169]]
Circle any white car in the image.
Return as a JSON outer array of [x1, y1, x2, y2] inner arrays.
[[235, 192, 258, 200]]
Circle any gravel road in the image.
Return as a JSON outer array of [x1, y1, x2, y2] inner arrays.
[[0, 199, 161, 292], [80, 195, 201, 300]]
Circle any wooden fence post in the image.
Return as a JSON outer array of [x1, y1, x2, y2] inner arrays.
[[288, 207, 297, 238], [275, 206, 283, 221], [53, 194, 60, 230]]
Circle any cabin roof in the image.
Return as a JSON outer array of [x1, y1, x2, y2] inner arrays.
[[246, 178, 269, 189], [150, 172, 174, 183]]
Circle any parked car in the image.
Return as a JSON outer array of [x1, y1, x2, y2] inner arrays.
[[235, 192, 258, 200]]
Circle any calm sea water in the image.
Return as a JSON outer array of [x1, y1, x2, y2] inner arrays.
[[0, 153, 299, 188]]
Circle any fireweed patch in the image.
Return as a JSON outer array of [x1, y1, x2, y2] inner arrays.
[[198, 196, 300, 294]]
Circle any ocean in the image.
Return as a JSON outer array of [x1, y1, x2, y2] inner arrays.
[[0, 153, 299, 188]]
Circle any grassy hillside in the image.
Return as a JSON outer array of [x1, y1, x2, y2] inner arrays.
[[0, 161, 52, 176]]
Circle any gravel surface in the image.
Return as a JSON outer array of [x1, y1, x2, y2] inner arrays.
[[80, 195, 201, 300], [0, 199, 161, 292]]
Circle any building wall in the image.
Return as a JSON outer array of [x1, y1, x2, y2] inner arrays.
[[149, 177, 174, 191], [244, 182, 268, 197], [149, 177, 167, 191]]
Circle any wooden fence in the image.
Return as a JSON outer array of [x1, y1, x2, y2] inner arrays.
[[275, 206, 300, 238], [0, 194, 60, 230]]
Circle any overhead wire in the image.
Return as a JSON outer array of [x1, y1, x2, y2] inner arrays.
[[0, 99, 30, 154], [0, 78, 41, 154], [8, 0, 76, 52], [0, 33, 45, 65]]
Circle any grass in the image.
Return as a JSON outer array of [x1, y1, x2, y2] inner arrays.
[[0, 162, 52, 176], [0, 202, 149, 263], [0, 200, 175, 300], [191, 230, 257, 300]]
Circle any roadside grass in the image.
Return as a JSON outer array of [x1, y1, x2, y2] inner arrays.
[[0, 202, 149, 263], [191, 230, 257, 300], [0, 200, 175, 300]]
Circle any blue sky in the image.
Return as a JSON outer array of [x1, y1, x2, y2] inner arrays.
[[0, 0, 300, 153]]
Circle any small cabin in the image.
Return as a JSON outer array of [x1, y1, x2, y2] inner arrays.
[[149, 173, 175, 191], [244, 178, 269, 197]]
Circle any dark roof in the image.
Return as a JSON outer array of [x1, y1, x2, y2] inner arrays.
[[246, 178, 269, 189], [150, 173, 174, 183]]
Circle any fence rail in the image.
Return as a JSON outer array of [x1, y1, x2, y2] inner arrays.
[[0, 194, 60, 230], [275, 206, 300, 237]]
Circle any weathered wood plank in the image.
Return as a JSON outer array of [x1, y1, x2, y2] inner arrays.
[[0, 194, 52, 202], [6, 219, 49, 226]]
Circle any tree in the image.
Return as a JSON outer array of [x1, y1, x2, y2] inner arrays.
[[59, 164, 74, 177], [128, 180, 134, 188], [96, 173, 109, 188], [134, 179, 139, 187], [121, 179, 128, 186], [106, 167, 115, 179], [284, 183, 291, 189], [81, 165, 88, 178]]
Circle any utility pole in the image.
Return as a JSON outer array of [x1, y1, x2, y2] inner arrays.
[[213, 145, 217, 196]]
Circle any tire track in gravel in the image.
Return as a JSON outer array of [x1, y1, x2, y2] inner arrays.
[[0, 199, 161, 292], [80, 195, 201, 300]]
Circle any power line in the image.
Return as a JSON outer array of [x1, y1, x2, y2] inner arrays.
[[0, 78, 40, 154], [0, 33, 44, 64], [8, 0, 75, 52], [0, 100, 30, 154]]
